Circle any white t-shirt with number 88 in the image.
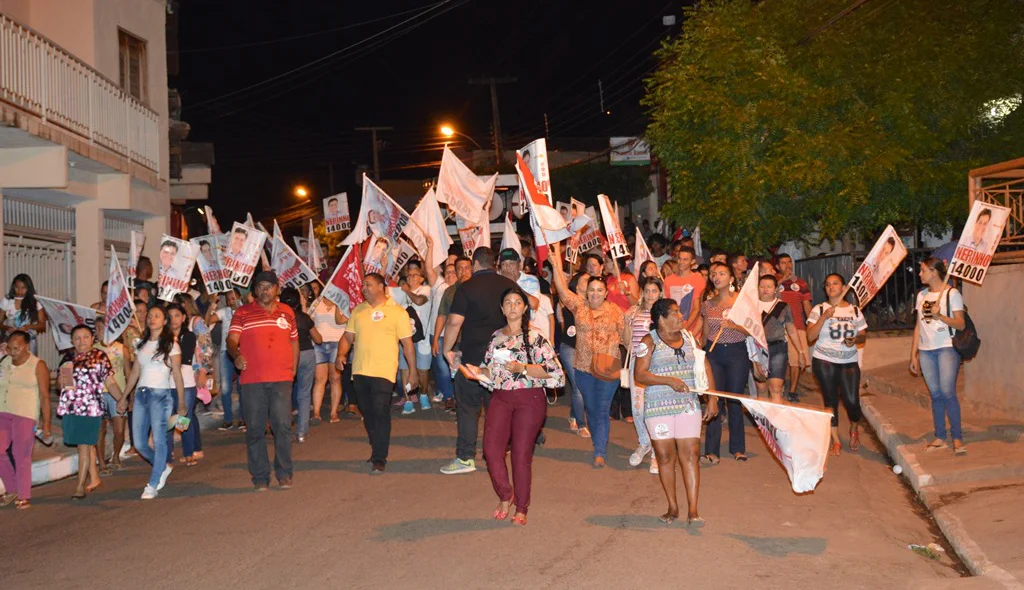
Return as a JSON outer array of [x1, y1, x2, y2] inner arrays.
[[807, 302, 867, 364]]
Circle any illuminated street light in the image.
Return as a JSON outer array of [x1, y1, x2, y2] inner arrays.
[[294, 186, 309, 198], [438, 124, 483, 149]]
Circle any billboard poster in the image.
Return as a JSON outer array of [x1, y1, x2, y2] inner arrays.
[[949, 201, 1010, 285]]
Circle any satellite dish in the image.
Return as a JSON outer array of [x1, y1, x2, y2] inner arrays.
[[489, 193, 504, 221]]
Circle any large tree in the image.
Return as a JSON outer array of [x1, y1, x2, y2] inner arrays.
[[644, 0, 1024, 253]]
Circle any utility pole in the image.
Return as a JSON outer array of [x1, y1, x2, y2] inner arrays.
[[355, 126, 392, 181], [469, 76, 516, 168]]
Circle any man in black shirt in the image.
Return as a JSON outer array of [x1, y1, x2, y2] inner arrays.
[[440, 247, 519, 474]]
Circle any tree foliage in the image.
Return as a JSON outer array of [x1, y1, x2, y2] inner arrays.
[[643, 0, 1024, 253], [549, 160, 653, 211]]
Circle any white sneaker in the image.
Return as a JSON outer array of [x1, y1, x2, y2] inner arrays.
[[649, 456, 660, 475], [439, 458, 476, 475], [157, 465, 173, 490], [141, 485, 158, 500], [629, 444, 652, 467], [431, 393, 445, 403]]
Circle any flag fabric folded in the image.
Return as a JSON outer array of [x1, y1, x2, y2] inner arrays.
[[597, 194, 630, 260], [500, 212, 522, 254], [411, 187, 454, 270], [307, 220, 326, 272], [436, 146, 497, 226], [633, 231, 659, 279], [37, 296, 99, 351]]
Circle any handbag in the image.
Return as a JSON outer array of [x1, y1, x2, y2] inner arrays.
[[945, 289, 980, 361], [591, 350, 622, 382], [682, 330, 710, 391]]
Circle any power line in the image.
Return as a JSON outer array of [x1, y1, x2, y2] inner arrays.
[[172, 3, 448, 54], [796, 0, 873, 45]]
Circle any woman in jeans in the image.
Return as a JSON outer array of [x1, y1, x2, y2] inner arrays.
[[550, 244, 624, 469], [806, 273, 867, 456], [634, 300, 718, 525], [755, 274, 806, 403], [125, 305, 185, 500], [556, 271, 590, 438], [701, 262, 752, 464], [910, 257, 967, 454], [281, 288, 321, 443], [58, 325, 124, 499], [168, 302, 203, 466], [0, 330, 51, 509], [462, 287, 564, 525], [623, 276, 663, 473]]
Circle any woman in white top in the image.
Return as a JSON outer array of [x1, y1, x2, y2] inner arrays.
[[909, 257, 967, 454], [124, 305, 185, 500], [806, 273, 867, 457], [391, 264, 433, 413], [312, 297, 349, 423], [0, 274, 47, 355]]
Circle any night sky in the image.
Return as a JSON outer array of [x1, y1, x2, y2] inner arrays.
[[176, 0, 689, 231]]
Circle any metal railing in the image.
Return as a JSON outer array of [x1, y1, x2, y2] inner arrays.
[[0, 13, 161, 175]]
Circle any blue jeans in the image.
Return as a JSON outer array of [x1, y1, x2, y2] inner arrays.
[[559, 344, 586, 427], [220, 351, 241, 423], [181, 386, 202, 458], [704, 341, 752, 457], [575, 370, 618, 459], [293, 350, 316, 437], [132, 387, 176, 489], [431, 351, 454, 401], [920, 347, 962, 441]]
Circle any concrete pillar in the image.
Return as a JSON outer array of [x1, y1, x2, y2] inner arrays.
[[0, 189, 5, 285], [143, 215, 169, 267], [74, 200, 104, 305]]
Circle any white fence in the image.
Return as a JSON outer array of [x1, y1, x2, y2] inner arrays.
[[0, 13, 161, 175], [3, 236, 72, 369]]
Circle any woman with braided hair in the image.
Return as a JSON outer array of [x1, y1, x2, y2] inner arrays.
[[461, 287, 565, 525]]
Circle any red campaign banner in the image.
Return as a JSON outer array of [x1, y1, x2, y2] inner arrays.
[[321, 243, 365, 312]]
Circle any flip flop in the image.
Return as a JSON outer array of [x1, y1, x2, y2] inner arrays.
[[734, 453, 748, 462], [699, 454, 720, 466], [687, 516, 706, 529]]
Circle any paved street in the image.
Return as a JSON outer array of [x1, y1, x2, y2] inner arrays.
[[2, 400, 972, 589]]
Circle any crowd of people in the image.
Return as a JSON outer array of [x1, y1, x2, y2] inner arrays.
[[0, 224, 971, 526]]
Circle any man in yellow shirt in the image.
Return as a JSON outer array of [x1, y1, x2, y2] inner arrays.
[[337, 273, 418, 474]]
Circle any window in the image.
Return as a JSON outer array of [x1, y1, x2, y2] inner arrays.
[[118, 30, 147, 103]]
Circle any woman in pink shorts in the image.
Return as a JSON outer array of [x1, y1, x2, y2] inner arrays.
[[634, 299, 718, 526]]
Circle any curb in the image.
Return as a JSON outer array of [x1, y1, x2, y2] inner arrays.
[[861, 396, 1021, 587]]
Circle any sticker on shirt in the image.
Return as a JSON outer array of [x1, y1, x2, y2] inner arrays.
[[276, 316, 290, 330], [653, 423, 670, 439], [635, 342, 650, 358], [566, 326, 576, 338], [791, 283, 800, 291], [371, 310, 385, 322], [778, 285, 785, 294], [721, 309, 730, 319]]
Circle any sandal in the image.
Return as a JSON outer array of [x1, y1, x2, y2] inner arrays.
[[699, 454, 720, 466], [829, 441, 841, 457], [849, 430, 861, 452], [14, 499, 30, 510], [659, 511, 679, 524], [687, 516, 706, 528], [511, 513, 528, 526], [926, 439, 948, 451], [734, 453, 748, 462], [0, 492, 16, 507], [86, 481, 103, 493], [99, 467, 113, 477], [954, 440, 967, 455], [492, 499, 513, 521], [185, 457, 198, 467]]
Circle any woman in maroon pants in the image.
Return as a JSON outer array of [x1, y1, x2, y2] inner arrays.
[[462, 287, 565, 525]]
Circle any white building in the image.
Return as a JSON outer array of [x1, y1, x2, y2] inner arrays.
[[0, 0, 178, 365]]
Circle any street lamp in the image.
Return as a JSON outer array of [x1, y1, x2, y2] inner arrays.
[[294, 185, 309, 198], [439, 124, 484, 150]]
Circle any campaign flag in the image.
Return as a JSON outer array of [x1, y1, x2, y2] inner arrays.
[[103, 246, 133, 345], [221, 222, 267, 288], [270, 220, 284, 261], [518, 138, 553, 202], [500, 212, 522, 254], [343, 175, 428, 258], [384, 240, 417, 287], [156, 236, 198, 302], [411, 187, 453, 270], [126, 231, 145, 289], [598, 194, 629, 259], [308, 220, 327, 272], [321, 244, 365, 312], [516, 153, 582, 265], [436, 146, 497, 226], [191, 235, 231, 294], [456, 213, 490, 256], [254, 220, 275, 268], [633, 231, 658, 279], [204, 206, 222, 234], [727, 261, 769, 359], [245, 212, 256, 228], [707, 391, 832, 493], [293, 236, 310, 261], [556, 201, 572, 222], [363, 234, 396, 276], [324, 193, 351, 233], [949, 201, 1010, 285], [568, 204, 603, 265], [693, 225, 703, 260], [270, 236, 319, 289], [37, 296, 98, 351], [848, 225, 908, 306]]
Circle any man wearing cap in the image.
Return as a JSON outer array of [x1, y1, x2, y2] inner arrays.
[[498, 248, 552, 343], [227, 271, 299, 490]]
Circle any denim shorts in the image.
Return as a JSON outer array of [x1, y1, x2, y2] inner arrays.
[[767, 341, 789, 380], [398, 345, 432, 371], [102, 391, 124, 418], [314, 341, 339, 365]]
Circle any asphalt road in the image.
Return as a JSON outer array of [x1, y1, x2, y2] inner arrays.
[[2, 394, 972, 589]]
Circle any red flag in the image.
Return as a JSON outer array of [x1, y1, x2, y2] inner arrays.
[[321, 243, 365, 312]]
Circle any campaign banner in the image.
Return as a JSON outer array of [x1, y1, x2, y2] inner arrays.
[[324, 193, 351, 233], [556, 201, 572, 223], [343, 175, 427, 259], [363, 234, 395, 276], [37, 296, 98, 351], [598, 194, 629, 259], [436, 146, 497, 226], [293, 236, 309, 260], [949, 201, 1010, 285], [307, 219, 327, 272], [411, 187, 454, 271], [725, 261, 769, 357], [384, 240, 416, 287], [518, 138, 552, 202], [321, 243, 365, 312], [156, 236, 198, 302], [221, 222, 267, 289], [633, 231, 657, 279], [848, 225, 908, 307], [500, 212, 522, 254], [270, 236, 319, 289], [103, 246, 133, 345], [191, 235, 231, 294], [458, 224, 487, 257], [126, 231, 145, 289]]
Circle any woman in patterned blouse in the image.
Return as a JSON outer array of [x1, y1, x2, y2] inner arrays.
[[58, 325, 125, 499], [635, 300, 718, 526], [461, 287, 565, 526]]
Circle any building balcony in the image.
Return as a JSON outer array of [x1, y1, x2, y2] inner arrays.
[[0, 13, 162, 183]]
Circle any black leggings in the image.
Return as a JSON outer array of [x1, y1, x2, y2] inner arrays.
[[811, 358, 861, 427]]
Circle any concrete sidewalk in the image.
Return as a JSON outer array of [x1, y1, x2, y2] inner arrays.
[[859, 348, 1024, 588]]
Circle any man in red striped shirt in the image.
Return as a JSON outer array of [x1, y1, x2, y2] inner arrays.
[[227, 271, 299, 491]]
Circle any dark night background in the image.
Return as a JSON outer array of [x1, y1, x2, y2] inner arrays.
[[175, 0, 689, 233]]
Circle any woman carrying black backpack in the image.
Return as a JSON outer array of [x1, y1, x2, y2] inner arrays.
[[909, 257, 968, 455]]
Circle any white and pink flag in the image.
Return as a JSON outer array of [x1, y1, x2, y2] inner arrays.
[[103, 246, 133, 345], [436, 146, 497, 226]]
